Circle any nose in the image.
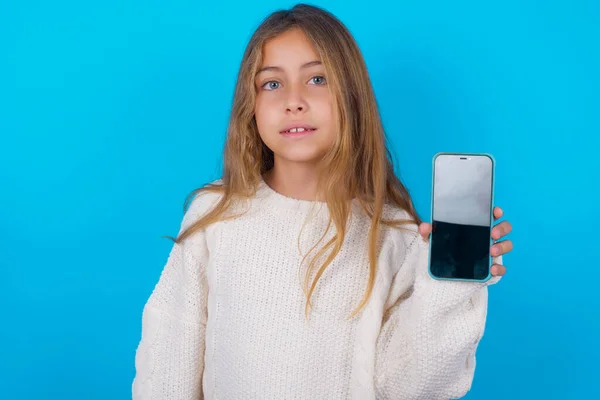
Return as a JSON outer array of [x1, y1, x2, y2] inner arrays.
[[285, 85, 308, 114]]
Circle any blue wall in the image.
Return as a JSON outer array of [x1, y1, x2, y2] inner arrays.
[[1, 1, 598, 398]]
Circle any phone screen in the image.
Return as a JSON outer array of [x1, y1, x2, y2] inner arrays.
[[430, 154, 494, 280]]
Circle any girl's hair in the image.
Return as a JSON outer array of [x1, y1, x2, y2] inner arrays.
[[168, 3, 421, 319]]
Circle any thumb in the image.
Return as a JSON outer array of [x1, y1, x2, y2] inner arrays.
[[419, 222, 432, 241]]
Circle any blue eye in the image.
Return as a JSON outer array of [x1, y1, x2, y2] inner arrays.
[[309, 76, 327, 85], [262, 81, 281, 90]]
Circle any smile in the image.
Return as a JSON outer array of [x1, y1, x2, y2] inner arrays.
[[282, 127, 316, 133], [280, 129, 317, 139], [279, 125, 317, 137]]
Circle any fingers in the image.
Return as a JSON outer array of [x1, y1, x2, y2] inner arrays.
[[493, 206, 503, 220], [419, 222, 432, 240], [491, 240, 513, 257], [491, 264, 507, 276], [492, 221, 512, 240]]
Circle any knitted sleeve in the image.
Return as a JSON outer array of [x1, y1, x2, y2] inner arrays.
[[132, 194, 213, 400], [375, 232, 502, 400]]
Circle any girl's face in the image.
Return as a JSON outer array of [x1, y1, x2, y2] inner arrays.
[[254, 28, 335, 167]]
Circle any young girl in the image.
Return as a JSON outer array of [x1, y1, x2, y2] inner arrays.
[[132, 4, 513, 399]]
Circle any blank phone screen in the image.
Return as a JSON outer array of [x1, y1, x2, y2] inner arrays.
[[430, 155, 494, 280]]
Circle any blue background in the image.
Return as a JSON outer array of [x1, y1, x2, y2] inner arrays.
[[1, 0, 598, 398]]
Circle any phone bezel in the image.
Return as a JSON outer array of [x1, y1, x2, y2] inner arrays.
[[427, 152, 496, 282]]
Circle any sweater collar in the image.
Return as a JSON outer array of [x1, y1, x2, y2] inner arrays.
[[255, 176, 328, 214]]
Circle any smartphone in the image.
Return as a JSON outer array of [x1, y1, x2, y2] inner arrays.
[[428, 153, 495, 282]]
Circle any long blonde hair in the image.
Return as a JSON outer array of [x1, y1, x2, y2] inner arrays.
[[168, 3, 422, 319]]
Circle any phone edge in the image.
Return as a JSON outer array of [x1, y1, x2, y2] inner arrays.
[[427, 152, 496, 283]]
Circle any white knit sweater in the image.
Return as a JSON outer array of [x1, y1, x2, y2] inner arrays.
[[132, 178, 501, 400]]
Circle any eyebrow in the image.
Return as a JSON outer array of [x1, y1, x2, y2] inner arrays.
[[256, 60, 322, 75]]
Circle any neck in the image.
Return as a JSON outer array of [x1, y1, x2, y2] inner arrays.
[[263, 161, 323, 202]]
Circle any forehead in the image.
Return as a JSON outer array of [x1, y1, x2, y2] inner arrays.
[[261, 28, 321, 66]]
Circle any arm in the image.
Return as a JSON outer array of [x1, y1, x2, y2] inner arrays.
[[132, 197, 211, 400], [375, 233, 501, 400]]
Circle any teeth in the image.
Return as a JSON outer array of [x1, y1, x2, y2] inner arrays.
[[288, 127, 307, 133]]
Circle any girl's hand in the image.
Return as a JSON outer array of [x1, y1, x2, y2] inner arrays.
[[418, 206, 513, 277]]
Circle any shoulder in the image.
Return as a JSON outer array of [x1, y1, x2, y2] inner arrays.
[[380, 204, 426, 272], [180, 179, 225, 232], [381, 204, 420, 249]]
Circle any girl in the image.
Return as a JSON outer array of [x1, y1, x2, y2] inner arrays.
[[132, 4, 513, 400]]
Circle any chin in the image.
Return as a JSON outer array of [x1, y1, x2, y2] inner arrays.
[[275, 148, 328, 164]]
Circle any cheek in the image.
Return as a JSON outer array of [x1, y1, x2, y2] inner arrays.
[[312, 95, 336, 139], [319, 97, 337, 144], [254, 97, 268, 133], [254, 96, 281, 145], [310, 93, 333, 122], [255, 95, 278, 128]]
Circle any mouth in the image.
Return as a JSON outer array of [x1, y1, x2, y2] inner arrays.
[[279, 125, 317, 137]]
